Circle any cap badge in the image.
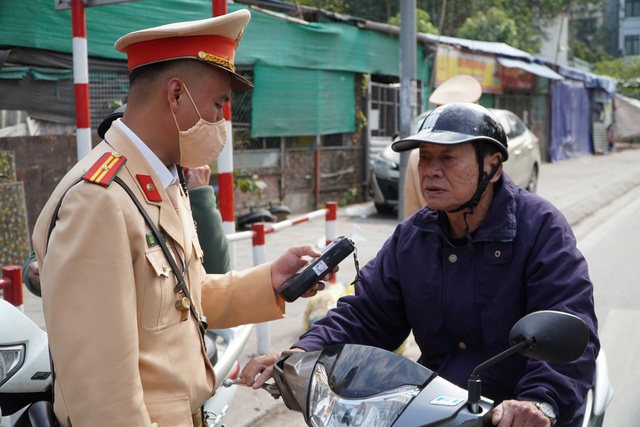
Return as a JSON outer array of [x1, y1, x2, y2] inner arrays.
[[197, 51, 235, 73]]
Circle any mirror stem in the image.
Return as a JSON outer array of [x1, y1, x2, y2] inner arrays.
[[467, 340, 530, 414]]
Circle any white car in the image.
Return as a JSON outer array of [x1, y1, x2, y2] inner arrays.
[[370, 108, 542, 214]]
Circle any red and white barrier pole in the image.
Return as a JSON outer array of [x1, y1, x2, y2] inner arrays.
[[251, 223, 270, 354], [213, 0, 237, 268], [0, 265, 24, 311], [325, 201, 337, 283], [71, 0, 92, 160]]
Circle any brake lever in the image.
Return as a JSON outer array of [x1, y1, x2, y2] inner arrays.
[[222, 378, 281, 399]]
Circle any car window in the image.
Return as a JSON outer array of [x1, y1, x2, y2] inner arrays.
[[506, 113, 526, 138], [497, 114, 512, 137]]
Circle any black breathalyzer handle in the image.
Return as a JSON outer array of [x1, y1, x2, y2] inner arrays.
[[277, 236, 355, 302]]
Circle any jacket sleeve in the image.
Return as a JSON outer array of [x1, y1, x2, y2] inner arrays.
[[515, 205, 600, 426], [189, 186, 230, 274], [200, 263, 285, 329]]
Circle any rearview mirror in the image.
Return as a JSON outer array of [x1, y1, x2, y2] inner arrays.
[[509, 310, 589, 363]]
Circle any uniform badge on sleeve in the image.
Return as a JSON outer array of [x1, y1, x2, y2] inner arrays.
[[82, 151, 127, 187]]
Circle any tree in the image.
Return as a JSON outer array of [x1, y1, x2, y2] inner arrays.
[[388, 8, 439, 35], [456, 7, 518, 45], [594, 57, 640, 97]]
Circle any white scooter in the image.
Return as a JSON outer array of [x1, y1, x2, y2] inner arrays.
[[0, 298, 252, 427], [230, 311, 613, 427]]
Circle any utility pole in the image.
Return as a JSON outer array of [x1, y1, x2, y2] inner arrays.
[[398, 0, 416, 220]]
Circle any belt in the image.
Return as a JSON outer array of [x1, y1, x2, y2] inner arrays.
[[192, 407, 204, 427]]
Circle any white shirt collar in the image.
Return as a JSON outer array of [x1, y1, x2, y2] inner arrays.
[[114, 119, 178, 189]]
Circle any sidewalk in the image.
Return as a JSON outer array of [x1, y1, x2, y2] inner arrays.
[[14, 145, 640, 424]]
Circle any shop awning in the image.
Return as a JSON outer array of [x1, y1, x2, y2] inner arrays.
[[497, 57, 564, 80]]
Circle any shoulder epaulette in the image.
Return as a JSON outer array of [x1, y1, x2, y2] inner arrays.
[[82, 151, 127, 187]]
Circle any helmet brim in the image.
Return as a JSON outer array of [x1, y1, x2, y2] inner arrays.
[[391, 130, 509, 161]]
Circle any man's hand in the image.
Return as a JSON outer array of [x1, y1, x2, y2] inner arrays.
[[271, 245, 335, 297], [239, 348, 305, 389], [491, 400, 551, 427], [28, 261, 41, 289], [185, 165, 211, 190], [239, 352, 281, 389]]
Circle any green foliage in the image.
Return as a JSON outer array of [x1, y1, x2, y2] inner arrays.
[[572, 41, 611, 64], [388, 8, 439, 35], [594, 57, 640, 96], [338, 187, 358, 207], [234, 170, 267, 198], [456, 8, 518, 45]]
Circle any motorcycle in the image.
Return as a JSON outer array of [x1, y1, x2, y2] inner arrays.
[[0, 298, 252, 427], [227, 310, 613, 427]]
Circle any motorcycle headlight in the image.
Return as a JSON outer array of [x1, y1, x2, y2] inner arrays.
[[0, 344, 25, 387], [308, 363, 419, 427]]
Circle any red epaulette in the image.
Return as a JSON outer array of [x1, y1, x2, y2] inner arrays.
[[82, 151, 127, 187]]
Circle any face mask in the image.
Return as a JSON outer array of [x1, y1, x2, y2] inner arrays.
[[170, 83, 228, 168]]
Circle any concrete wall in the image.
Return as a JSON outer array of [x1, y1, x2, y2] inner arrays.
[[0, 135, 365, 242]]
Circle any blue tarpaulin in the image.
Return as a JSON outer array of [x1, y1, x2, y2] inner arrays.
[[550, 80, 592, 161]]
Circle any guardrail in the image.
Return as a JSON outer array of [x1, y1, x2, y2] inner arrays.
[[225, 201, 337, 354]]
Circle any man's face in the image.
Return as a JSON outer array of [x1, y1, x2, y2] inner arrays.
[[417, 142, 479, 212], [178, 65, 232, 127]]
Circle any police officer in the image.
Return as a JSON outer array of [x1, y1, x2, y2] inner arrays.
[[32, 10, 326, 427]]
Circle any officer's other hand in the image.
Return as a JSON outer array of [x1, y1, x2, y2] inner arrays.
[[271, 245, 335, 297], [186, 165, 211, 190], [28, 261, 41, 288], [491, 400, 551, 427]]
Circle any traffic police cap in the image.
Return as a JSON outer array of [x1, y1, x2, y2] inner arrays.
[[114, 9, 253, 90], [391, 102, 509, 161], [429, 74, 482, 106]]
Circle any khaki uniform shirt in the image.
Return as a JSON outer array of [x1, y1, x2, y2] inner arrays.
[[403, 148, 426, 218], [32, 125, 285, 427]]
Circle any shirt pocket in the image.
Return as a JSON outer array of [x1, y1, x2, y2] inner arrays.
[[147, 395, 193, 426], [142, 247, 181, 332]]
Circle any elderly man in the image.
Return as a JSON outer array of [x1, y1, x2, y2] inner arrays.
[[32, 10, 325, 427], [242, 103, 599, 427]]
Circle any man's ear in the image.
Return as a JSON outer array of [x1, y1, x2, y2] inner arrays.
[[166, 78, 183, 112], [488, 152, 504, 183]]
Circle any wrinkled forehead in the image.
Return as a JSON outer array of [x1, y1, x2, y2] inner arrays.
[[418, 141, 475, 155]]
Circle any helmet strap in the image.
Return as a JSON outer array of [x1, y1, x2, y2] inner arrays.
[[448, 141, 501, 214]]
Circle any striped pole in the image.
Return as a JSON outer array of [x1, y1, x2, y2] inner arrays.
[[251, 223, 270, 354], [71, 0, 92, 160], [213, 1, 237, 268], [325, 201, 337, 283]]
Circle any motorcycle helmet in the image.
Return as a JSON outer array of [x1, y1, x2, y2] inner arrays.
[[391, 102, 508, 161], [97, 103, 127, 140], [392, 103, 508, 216]]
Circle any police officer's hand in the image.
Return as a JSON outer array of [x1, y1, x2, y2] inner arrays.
[[185, 165, 211, 190], [271, 245, 335, 297], [491, 400, 551, 427], [28, 261, 41, 289]]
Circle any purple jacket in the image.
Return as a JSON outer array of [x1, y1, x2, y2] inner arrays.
[[295, 174, 599, 427]]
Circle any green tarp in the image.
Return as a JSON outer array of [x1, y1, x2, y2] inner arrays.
[[1, 1, 428, 137], [253, 64, 355, 137]]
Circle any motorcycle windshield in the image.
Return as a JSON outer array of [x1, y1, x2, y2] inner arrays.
[[318, 344, 435, 398]]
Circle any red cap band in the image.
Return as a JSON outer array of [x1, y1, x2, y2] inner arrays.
[[125, 35, 236, 71]]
